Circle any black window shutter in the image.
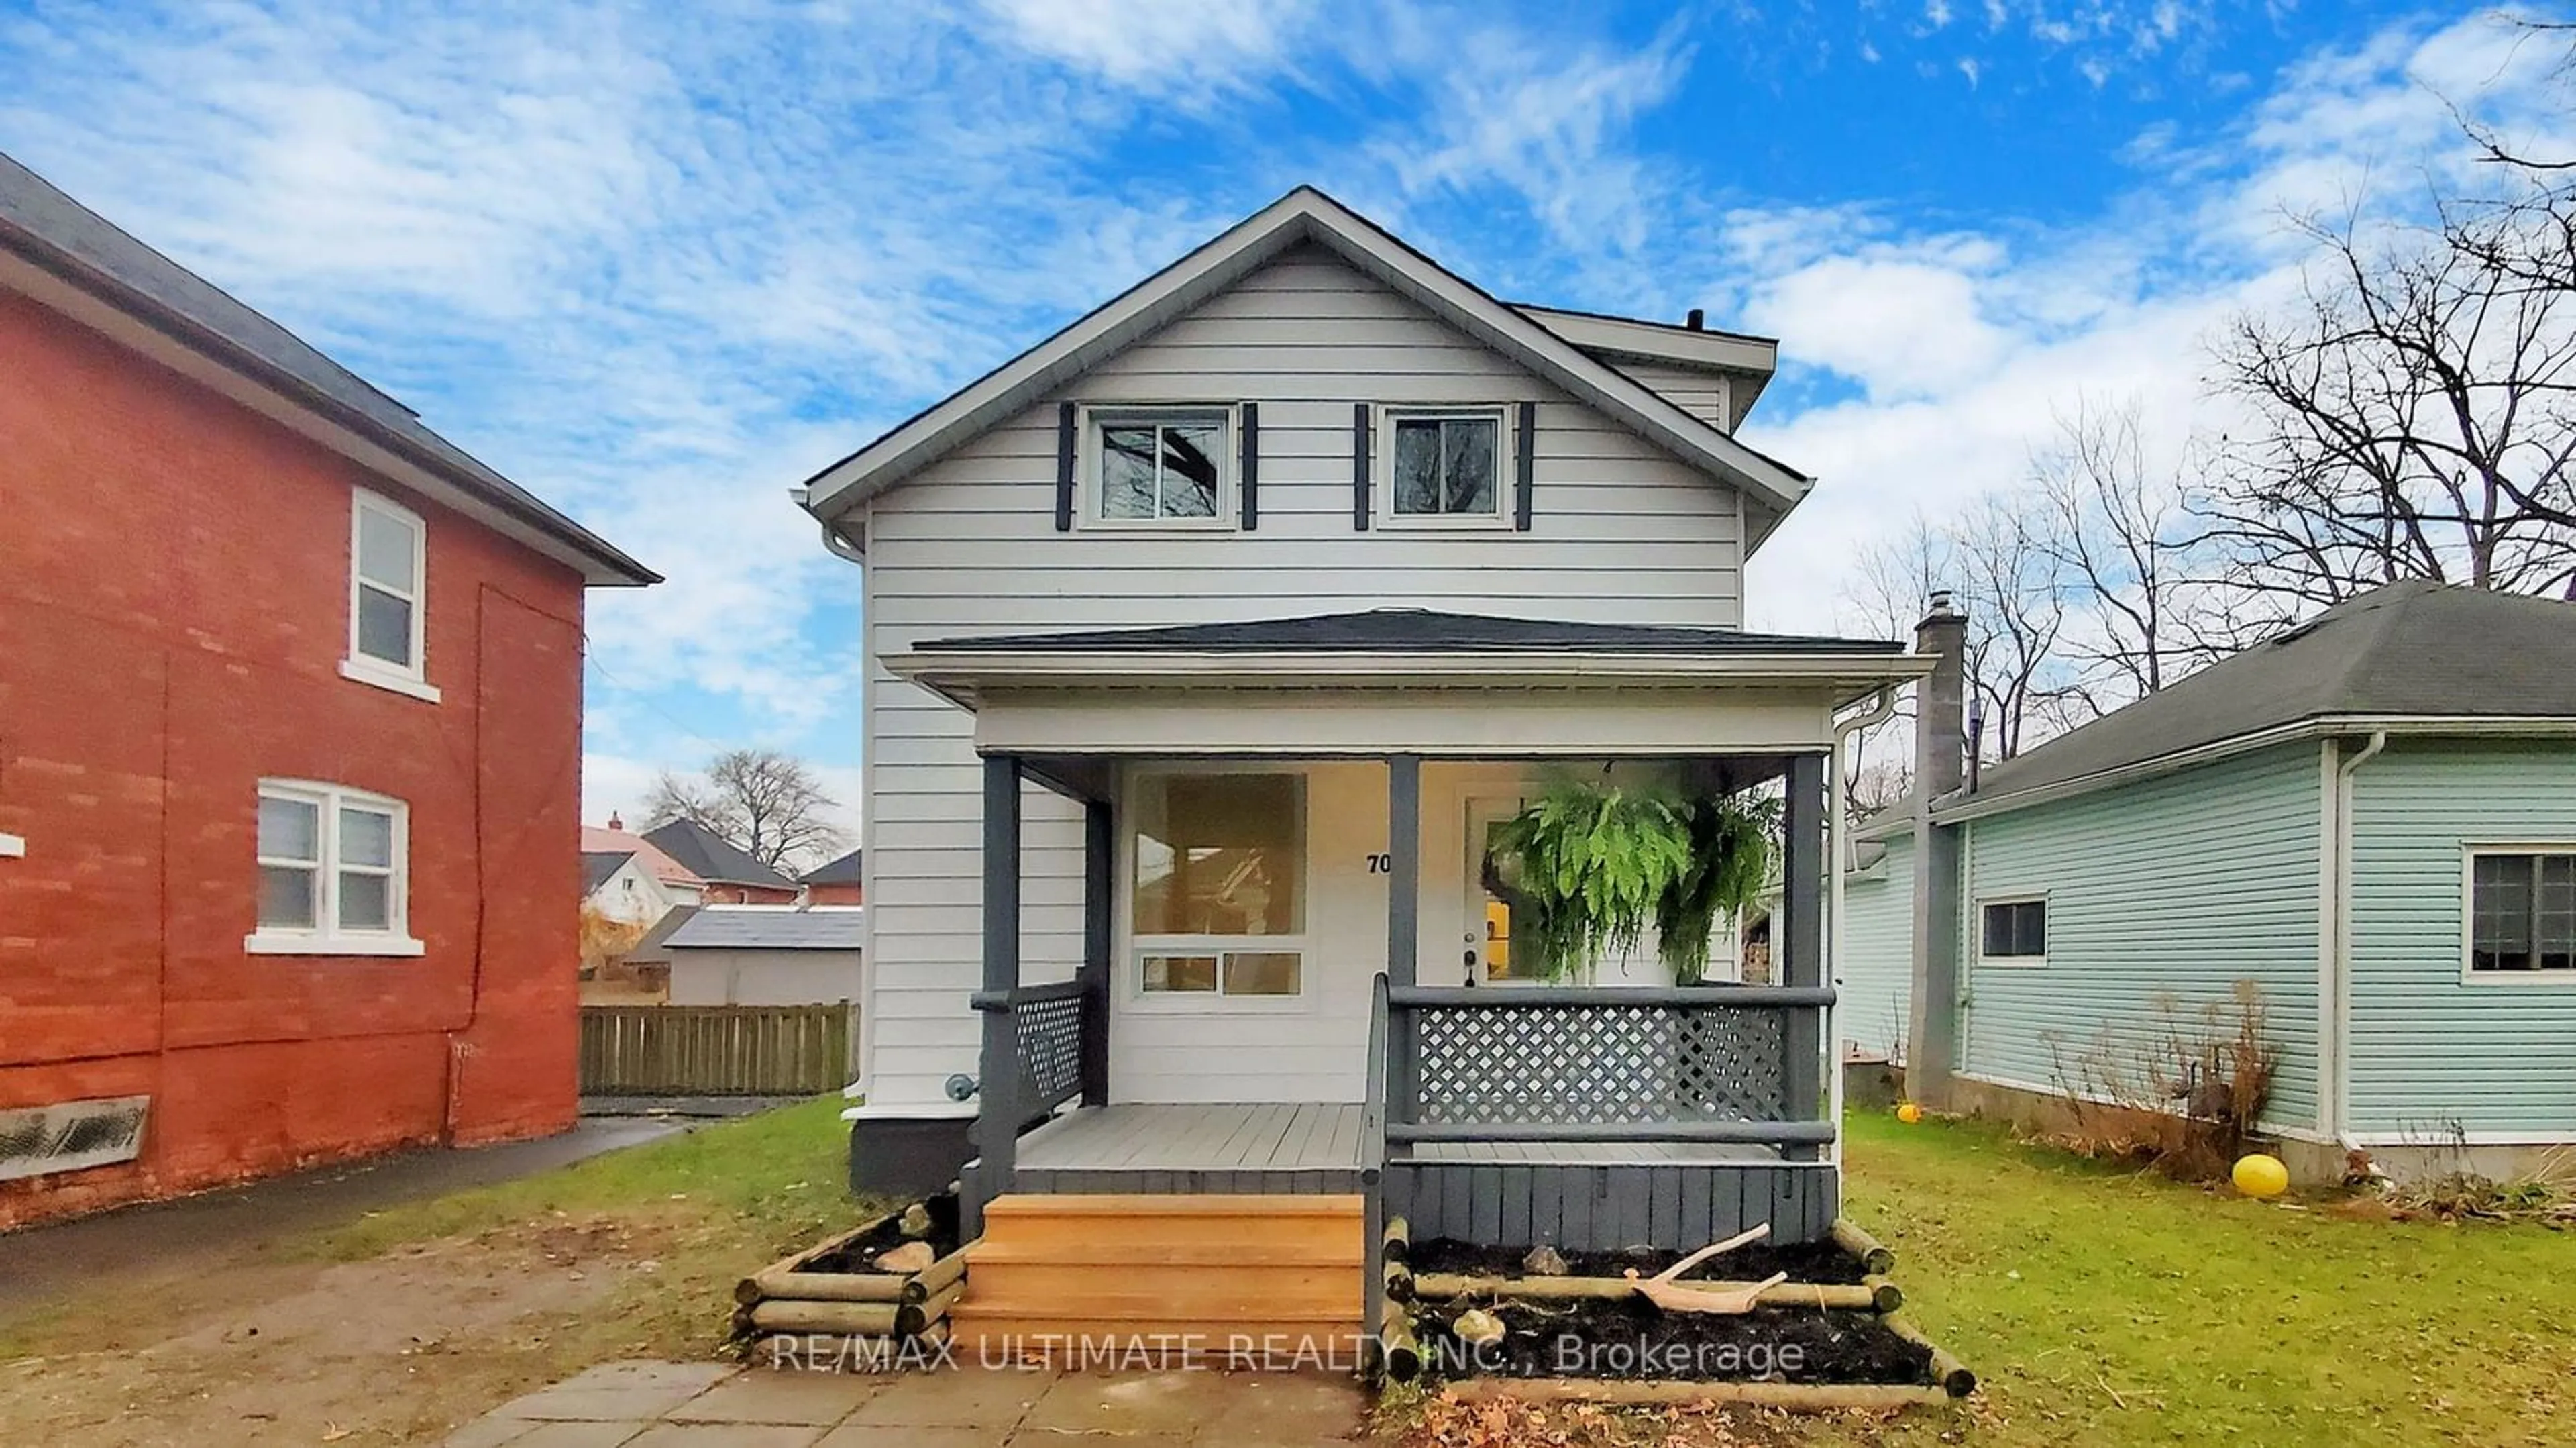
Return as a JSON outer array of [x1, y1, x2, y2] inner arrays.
[[1054, 402, 1077, 531], [1352, 403, 1373, 531], [1240, 403, 1260, 531], [1513, 401, 1537, 531]]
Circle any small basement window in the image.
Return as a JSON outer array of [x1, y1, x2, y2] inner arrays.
[[2469, 851, 2576, 974], [1380, 407, 1507, 524], [1980, 898, 2047, 962], [1088, 407, 1234, 525], [247, 780, 421, 956]]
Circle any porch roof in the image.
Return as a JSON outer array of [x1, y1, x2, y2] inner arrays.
[[912, 608, 1903, 658]]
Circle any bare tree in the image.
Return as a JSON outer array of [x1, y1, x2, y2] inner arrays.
[[2204, 197, 2576, 604], [646, 748, 846, 870]]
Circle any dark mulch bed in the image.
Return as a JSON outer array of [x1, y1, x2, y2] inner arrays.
[[801, 1191, 960, 1273], [1407, 1236, 1869, 1286], [1421, 1296, 1933, 1384]]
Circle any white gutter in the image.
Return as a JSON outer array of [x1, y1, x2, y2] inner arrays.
[[1825, 688, 1899, 1167], [2326, 730, 2387, 1155]]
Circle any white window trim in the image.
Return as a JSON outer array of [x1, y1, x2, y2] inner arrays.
[[1975, 892, 2049, 969], [1120, 764, 1311, 1015], [1079, 404, 1240, 531], [344, 488, 441, 703], [1373, 404, 1515, 530], [2460, 843, 2576, 985], [245, 780, 423, 958]]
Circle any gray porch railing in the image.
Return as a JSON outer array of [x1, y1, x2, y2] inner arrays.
[[1382, 984, 1836, 1151], [965, 975, 1102, 1231]]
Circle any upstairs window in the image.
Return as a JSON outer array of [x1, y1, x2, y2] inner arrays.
[[248, 781, 420, 956], [1087, 407, 1234, 527], [345, 489, 437, 700], [2469, 851, 2576, 974], [1980, 898, 2047, 962], [1381, 407, 1507, 525]]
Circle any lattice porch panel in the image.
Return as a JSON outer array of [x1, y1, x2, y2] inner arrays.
[[1012, 993, 1085, 1108], [1413, 1002, 1788, 1125]]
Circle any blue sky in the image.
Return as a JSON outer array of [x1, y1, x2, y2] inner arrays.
[[1, 1, 2565, 839]]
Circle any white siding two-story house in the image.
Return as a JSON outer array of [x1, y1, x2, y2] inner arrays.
[[792, 188, 1926, 1347]]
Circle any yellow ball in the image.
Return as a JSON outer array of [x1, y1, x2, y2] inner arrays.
[[1896, 1103, 1923, 1125], [2232, 1153, 2290, 1199]]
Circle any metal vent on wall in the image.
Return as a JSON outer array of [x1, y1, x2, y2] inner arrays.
[[0, 1095, 151, 1183]]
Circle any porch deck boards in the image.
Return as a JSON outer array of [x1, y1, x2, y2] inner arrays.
[[1006, 1103, 1785, 1196]]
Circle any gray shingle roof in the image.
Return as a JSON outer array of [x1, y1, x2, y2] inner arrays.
[[800, 847, 864, 885], [623, 904, 698, 964], [580, 851, 633, 894], [0, 150, 654, 586], [663, 907, 865, 951], [643, 817, 798, 890], [1966, 582, 2576, 804], [914, 608, 1902, 656]]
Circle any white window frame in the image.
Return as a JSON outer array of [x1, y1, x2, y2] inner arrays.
[[341, 488, 440, 703], [246, 780, 423, 957], [1081, 404, 1239, 531], [1374, 404, 1514, 529], [1120, 765, 1311, 1014], [2461, 844, 2576, 985], [1975, 892, 2048, 968]]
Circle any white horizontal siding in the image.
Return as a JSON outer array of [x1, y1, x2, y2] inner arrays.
[[1839, 836, 1914, 1062], [857, 242, 1754, 1113], [1615, 360, 1733, 432], [2346, 741, 2576, 1138]]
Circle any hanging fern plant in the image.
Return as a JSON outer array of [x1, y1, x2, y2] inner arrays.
[[1487, 774, 1777, 985]]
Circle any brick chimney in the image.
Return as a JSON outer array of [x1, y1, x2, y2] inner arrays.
[[607, 811, 624, 831], [1907, 589, 1968, 1106]]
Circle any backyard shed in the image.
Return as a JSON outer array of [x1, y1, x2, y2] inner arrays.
[[661, 906, 865, 1007]]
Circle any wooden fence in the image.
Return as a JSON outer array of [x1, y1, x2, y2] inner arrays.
[[578, 1003, 856, 1096]]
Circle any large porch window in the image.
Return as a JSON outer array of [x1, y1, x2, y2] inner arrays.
[[1130, 772, 1306, 1002]]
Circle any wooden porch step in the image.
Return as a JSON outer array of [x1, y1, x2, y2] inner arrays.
[[957, 1194, 1366, 1351]]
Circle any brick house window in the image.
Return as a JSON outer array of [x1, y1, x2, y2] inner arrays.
[[341, 489, 440, 702], [246, 781, 422, 956]]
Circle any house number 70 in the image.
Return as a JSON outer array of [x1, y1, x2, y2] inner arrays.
[[1365, 853, 1393, 874]]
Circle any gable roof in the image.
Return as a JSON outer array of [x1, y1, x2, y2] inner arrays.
[[914, 608, 1902, 657], [794, 186, 1811, 531], [643, 817, 798, 890], [1953, 582, 2576, 813], [622, 904, 698, 964], [580, 850, 633, 894], [799, 847, 865, 886], [582, 825, 702, 887], [663, 906, 866, 951], [0, 150, 655, 587]]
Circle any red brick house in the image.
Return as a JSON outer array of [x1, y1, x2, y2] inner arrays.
[[797, 847, 863, 907], [0, 152, 657, 1227], [641, 818, 800, 904]]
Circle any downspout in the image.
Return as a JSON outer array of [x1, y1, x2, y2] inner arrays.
[[1825, 688, 1898, 1168], [2328, 730, 2387, 1157]]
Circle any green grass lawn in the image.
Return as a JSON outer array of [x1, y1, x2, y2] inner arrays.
[[1817, 1110, 2575, 1447]]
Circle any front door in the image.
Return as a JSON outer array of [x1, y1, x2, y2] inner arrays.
[[1462, 795, 1534, 986]]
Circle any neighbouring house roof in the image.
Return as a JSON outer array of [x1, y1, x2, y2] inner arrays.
[[1944, 582, 2576, 818], [663, 907, 866, 951], [0, 150, 655, 587], [622, 904, 699, 965], [800, 847, 864, 886], [580, 851, 633, 895], [644, 817, 799, 890], [582, 826, 702, 888], [795, 186, 1811, 538]]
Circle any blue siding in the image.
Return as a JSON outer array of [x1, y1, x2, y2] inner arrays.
[[1838, 835, 1914, 1061], [2346, 741, 2576, 1139], [1957, 743, 2323, 1130]]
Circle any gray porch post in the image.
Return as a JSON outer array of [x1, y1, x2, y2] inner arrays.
[[1386, 754, 1421, 1125], [968, 753, 1023, 1239], [1080, 796, 1113, 1108], [1782, 752, 1826, 1162], [1909, 594, 1969, 1108]]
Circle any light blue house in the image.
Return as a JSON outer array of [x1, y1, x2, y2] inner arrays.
[[1851, 582, 2576, 1182]]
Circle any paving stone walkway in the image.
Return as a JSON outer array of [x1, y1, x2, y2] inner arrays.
[[443, 1358, 1368, 1446]]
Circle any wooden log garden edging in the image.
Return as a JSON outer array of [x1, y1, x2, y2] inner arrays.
[[1409, 1272, 1900, 1314], [1444, 1377, 1955, 1411], [730, 1203, 967, 1359], [1829, 1217, 1896, 1275], [1882, 1312, 1978, 1399]]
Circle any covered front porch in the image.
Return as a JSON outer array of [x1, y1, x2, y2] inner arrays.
[[889, 608, 1927, 1259]]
